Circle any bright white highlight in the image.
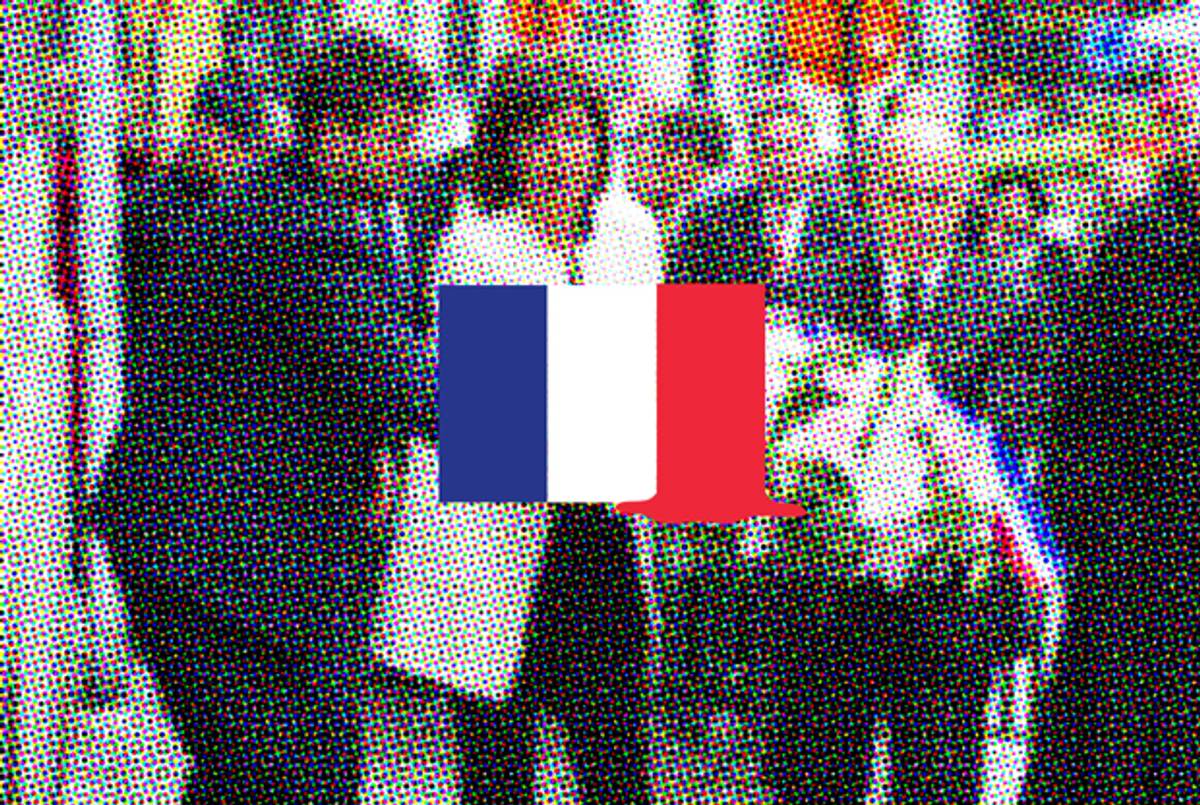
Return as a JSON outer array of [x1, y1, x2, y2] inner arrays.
[[547, 286, 658, 503]]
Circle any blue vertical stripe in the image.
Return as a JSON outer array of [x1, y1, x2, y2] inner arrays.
[[989, 430, 1069, 577], [439, 286, 548, 502]]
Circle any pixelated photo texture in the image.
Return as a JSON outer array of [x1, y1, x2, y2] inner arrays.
[[1, 0, 1197, 802]]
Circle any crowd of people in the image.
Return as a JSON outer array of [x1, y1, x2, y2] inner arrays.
[[88, 28, 1198, 805]]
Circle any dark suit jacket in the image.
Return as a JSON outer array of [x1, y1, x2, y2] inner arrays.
[[926, 237, 1076, 454], [407, 152, 466, 312], [404, 152, 465, 441], [667, 183, 887, 349], [1026, 170, 1200, 801], [93, 155, 456, 656]]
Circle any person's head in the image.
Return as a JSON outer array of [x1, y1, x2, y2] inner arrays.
[[749, 89, 819, 206], [472, 54, 611, 246], [183, 71, 268, 184], [295, 33, 432, 198], [971, 168, 1049, 247], [628, 106, 729, 217], [865, 108, 972, 266]]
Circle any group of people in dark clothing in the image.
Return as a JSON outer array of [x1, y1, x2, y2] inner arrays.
[[89, 27, 1197, 805]]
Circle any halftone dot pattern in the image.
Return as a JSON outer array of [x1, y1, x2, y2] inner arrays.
[[4, 0, 1197, 802]]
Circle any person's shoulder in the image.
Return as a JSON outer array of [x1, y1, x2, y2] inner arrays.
[[675, 182, 762, 246], [1035, 237, 1076, 282], [1105, 173, 1197, 247], [239, 159, 353, 247], [703, 182, 763, 218], [406, 152, 466, 206], [420, 149, 470, 186], [1091, 202, 1155, 282], [126, 167, 207, 219]]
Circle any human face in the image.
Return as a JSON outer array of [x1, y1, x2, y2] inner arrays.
[[987, 185, 1035, 243], [349, 100, 424, 197], [629, 136, 705, 217], [518, 103, 602, 237], [753, 112, 817, 205], [193, 122, 259, 184], [866, 149, 970, 266]]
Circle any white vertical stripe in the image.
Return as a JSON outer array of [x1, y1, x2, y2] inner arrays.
[[547, 286, 657, 503], [78, 0, 123, 492], [0, 110, 73, 805]]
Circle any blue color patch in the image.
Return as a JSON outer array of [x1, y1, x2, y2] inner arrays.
[[438, 286, 548, 502]]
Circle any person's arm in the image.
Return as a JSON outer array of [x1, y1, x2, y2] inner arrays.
[[927, 263, 991, 419]]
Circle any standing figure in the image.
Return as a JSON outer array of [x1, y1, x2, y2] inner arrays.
[[768, 108, 1026, 805], [1023, 74, 1200, 804], [91, 34, 435, 803], [426, 54, 652, 805], [931, 167, 1076, 481]]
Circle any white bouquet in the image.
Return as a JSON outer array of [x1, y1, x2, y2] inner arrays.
[[765, 325, 1014, 591]]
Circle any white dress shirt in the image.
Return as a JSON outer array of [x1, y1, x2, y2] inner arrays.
[[581, 180, 665, 285], [768, 196, 813, 280]]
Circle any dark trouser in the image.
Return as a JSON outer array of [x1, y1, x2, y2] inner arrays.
[[456, 685, 649, 805], [769, 581, 1002, 805], [456, 505, 651, 805], [1023, 558, 1200, 804], [120, 575, 365, 805]]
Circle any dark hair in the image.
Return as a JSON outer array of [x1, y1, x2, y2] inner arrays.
[[648, 106, 730, 172], [965, 167, 1050, 248], [191, 70, 266, 146], [471, 53, 611, 218], [294, 33, 431, 144], [979, 167, 1050, 217]]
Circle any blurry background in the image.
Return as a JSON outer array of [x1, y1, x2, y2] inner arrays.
[[10, 0, 1197, 801]]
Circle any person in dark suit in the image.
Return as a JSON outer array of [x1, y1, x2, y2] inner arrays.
[[1022, 92, 1200, 802], [90, 34, 440, 803], [930, 167, 1077, 478], [767, 109, 1027, 805], [667, 88, 883, 346], [625, 103, 731, 248]]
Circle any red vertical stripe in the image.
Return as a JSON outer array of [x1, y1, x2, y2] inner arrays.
[[995, 512, 1041, 594], [619, 285, 806, 525], [54, 140, 85, 487]]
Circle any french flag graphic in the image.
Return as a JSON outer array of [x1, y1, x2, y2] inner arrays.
[[436, 284, 806, 523], [438, 285, 658, 504]]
